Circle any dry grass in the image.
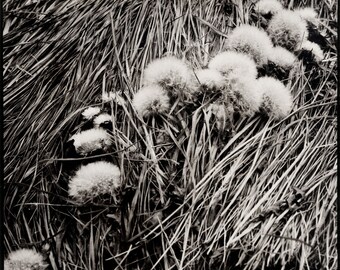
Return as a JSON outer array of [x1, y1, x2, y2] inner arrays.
[[3, 0, 337, 269]]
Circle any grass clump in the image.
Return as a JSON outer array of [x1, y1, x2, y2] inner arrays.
[[3, 0, 337, 269]]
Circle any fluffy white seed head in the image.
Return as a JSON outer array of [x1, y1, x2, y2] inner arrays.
[[295, 7, 319, 25], [5, 249, 47, 270], [227, 76, 263, 116], [268, 46, 297, 69], [208, 51, 258, 80], [142, 56, 193, 96], [69, 128, 112, 156], [133, 85, 170, 118], [68, 161, 121, 201], [226, 25, 274, 66], [82, 107, 101, 120], [93, 113, 112, 128], [267, 9, 308, 50], [300, 40, 324, 62], [258, 76, 293, 119], [254, 0, 283, 15], [194, 69, 226, 92]]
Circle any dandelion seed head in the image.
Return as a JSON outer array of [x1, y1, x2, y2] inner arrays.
[[194, 69, 226, 92], [268, 46, 297, 69], [133, 85, 170, 118], [69, 128, 112, 156], [226, 25, 274, 66], [208, 51, 258, 80], [93, 113, 112, 129], [258, 76, 293, 119], [300, 40, 324, 62], [5, 249, 47, 270], [267, 9, 308, 50], [227, 75, 263, 116], [142, 56, 193, 96], [68, 161, 121, 201], [295, 7, 319, 25], [82, 107, 101, 120], [254, 0, 283, 16]]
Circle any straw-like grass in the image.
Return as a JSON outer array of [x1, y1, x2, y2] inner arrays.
[[4, 0, 337, 269]]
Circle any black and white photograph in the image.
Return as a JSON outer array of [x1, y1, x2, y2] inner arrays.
[[3, 0, 337, 269]]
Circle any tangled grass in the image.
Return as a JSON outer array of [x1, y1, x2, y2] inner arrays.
[[3, 0, 337, 269]]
